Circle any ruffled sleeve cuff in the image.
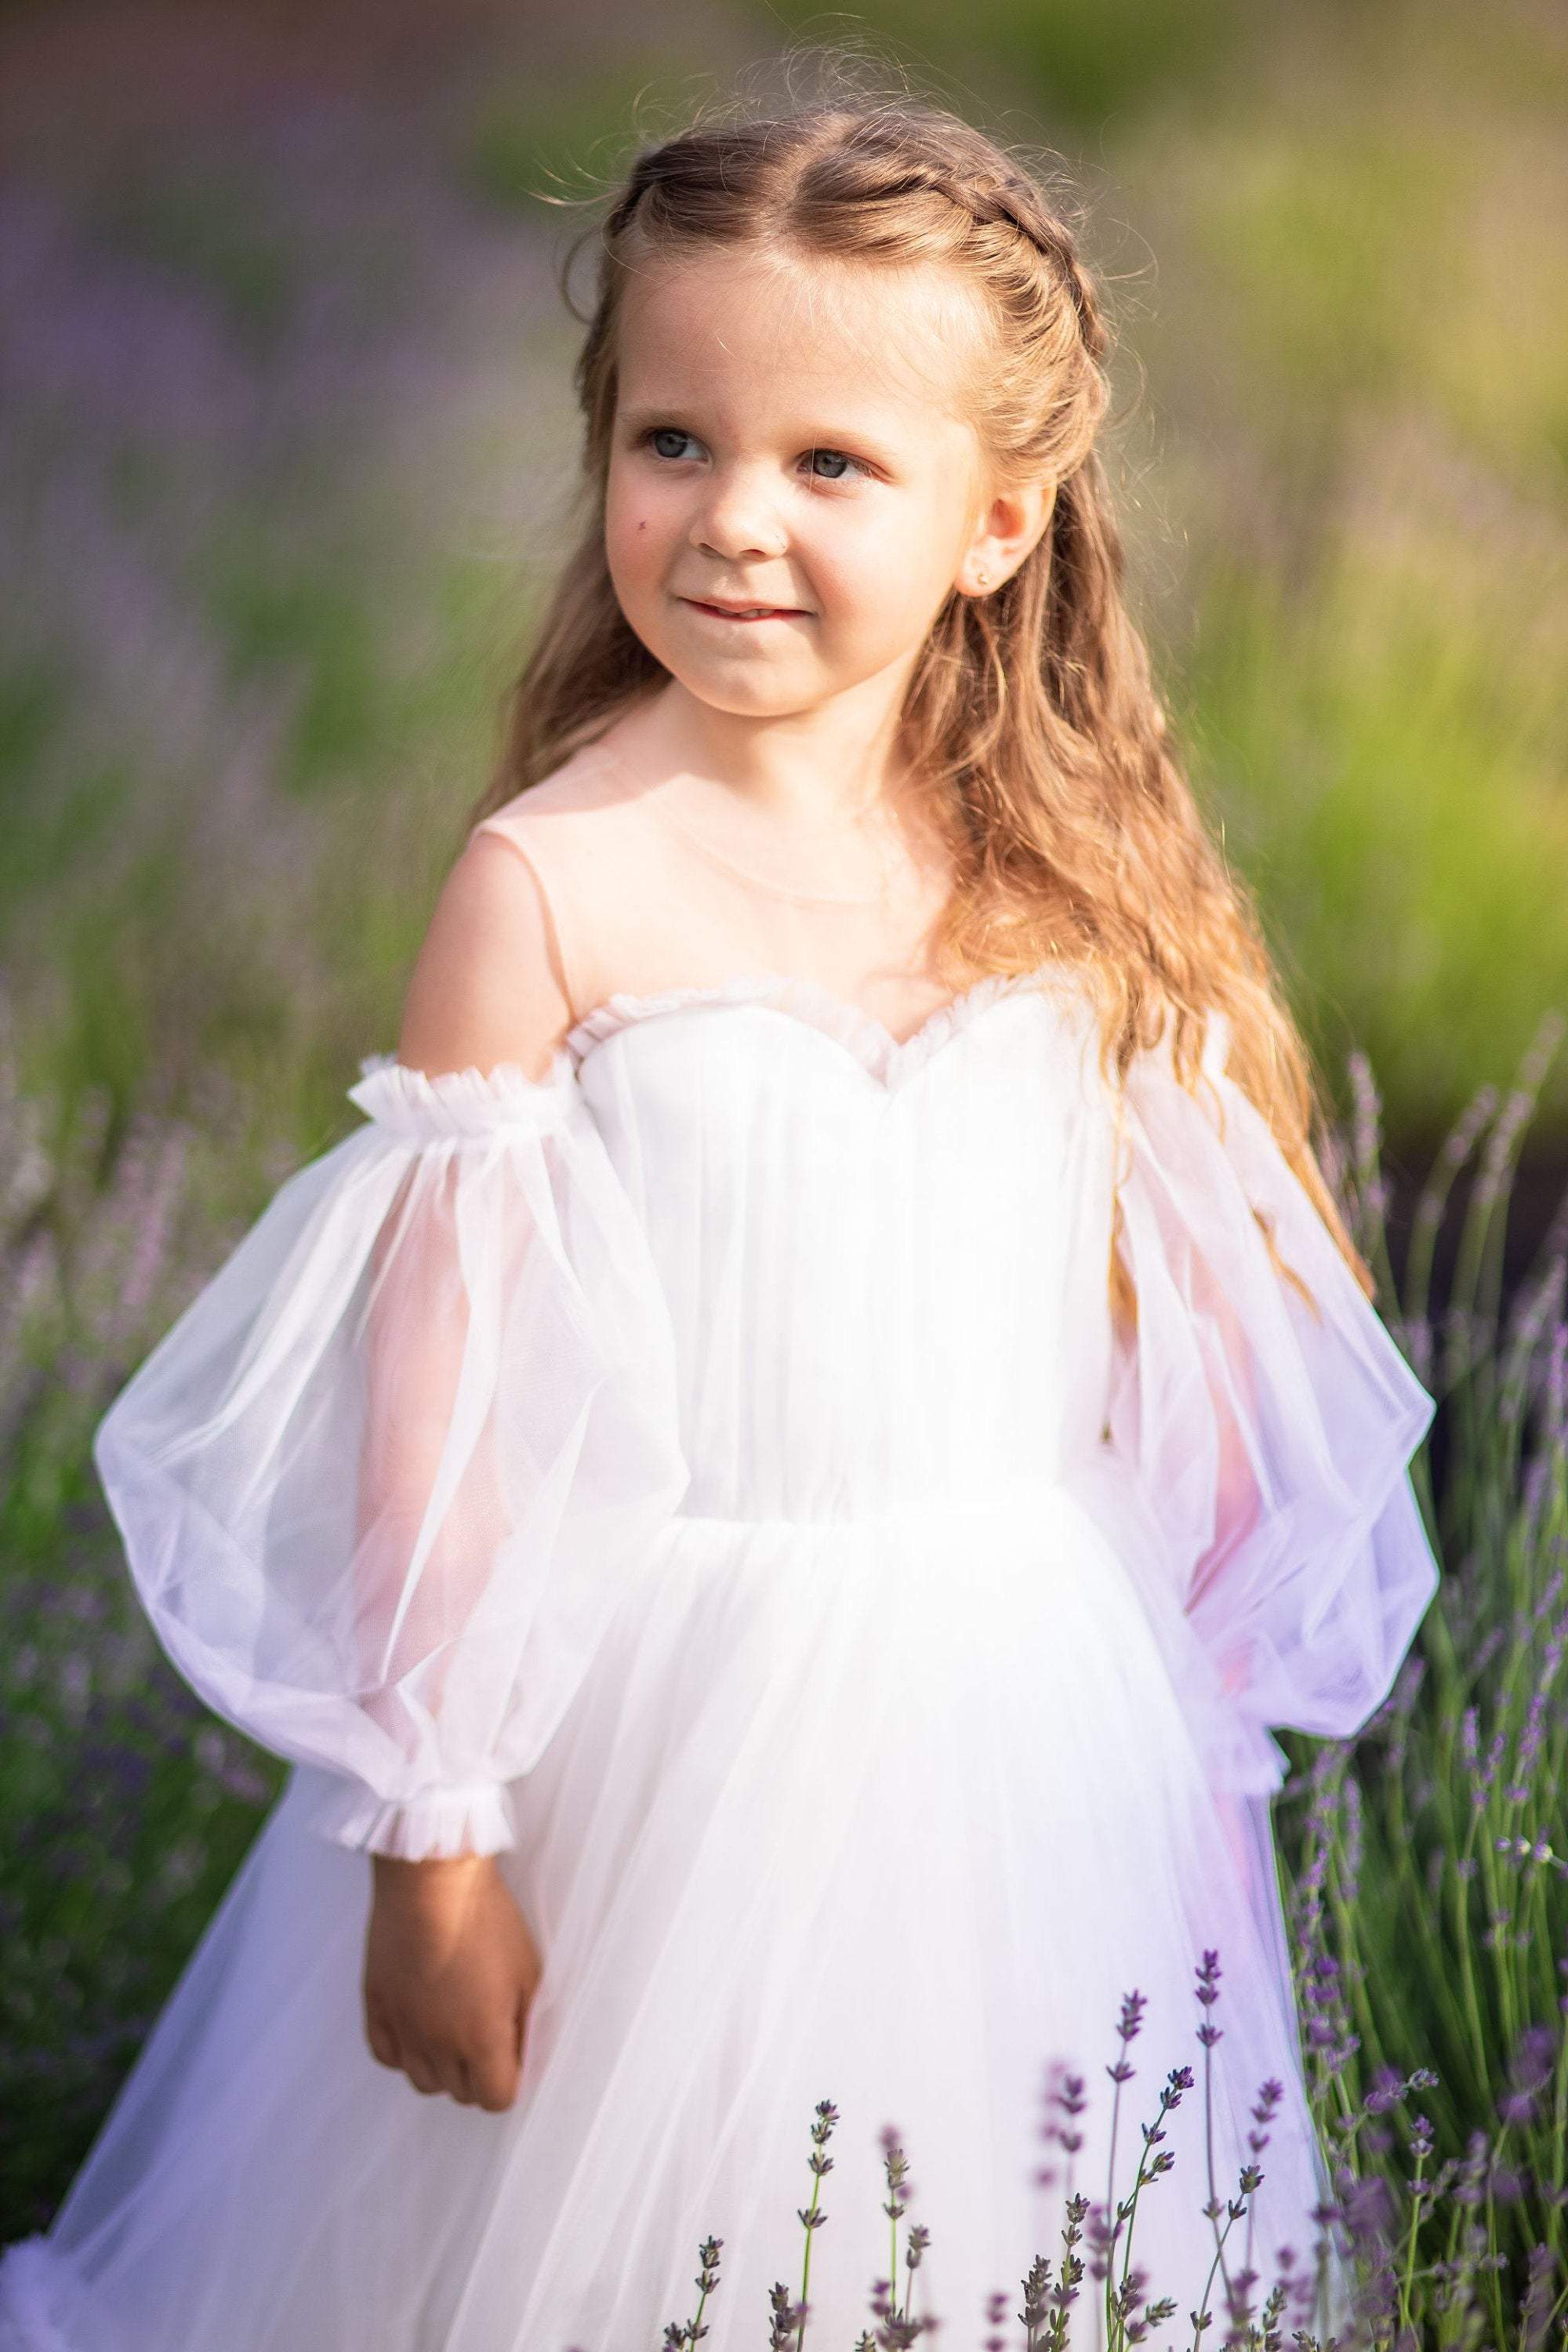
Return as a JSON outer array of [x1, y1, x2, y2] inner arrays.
[[292, 1766, 520, 1860], [346, 1050, 578, 1144]]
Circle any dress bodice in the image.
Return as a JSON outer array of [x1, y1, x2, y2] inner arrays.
[[559, 966, 1116, 1519]]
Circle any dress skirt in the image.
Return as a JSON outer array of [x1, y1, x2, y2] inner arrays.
[[1, 1472, 1352, 2350]]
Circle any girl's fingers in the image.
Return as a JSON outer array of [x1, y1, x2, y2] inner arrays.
[[364, 1996, 533, 2106], [468, 2034, 521, 2112], [419, 2041, 488, 2106], [363, 2004, 401, 2074], [449, 2055, 478, 2107], [400, 2045, 443, 2096]]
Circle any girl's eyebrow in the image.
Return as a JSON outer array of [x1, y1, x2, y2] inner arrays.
[[615, 405, 694, 437], [616, 402, 904, 463]]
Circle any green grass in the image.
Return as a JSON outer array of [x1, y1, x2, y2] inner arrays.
[[1, 4, 1566, 2321]]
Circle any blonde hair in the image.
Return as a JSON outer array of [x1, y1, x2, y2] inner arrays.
[[469, 66, 1373, 1327]]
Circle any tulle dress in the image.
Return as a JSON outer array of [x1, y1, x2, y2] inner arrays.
[[0, 756, 1441, 2350]]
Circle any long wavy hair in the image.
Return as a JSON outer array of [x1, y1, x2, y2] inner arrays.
[[467, 65, 1373, 1325]]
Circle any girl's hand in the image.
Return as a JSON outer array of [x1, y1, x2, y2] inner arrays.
[[362, 1852, 543, 2111]]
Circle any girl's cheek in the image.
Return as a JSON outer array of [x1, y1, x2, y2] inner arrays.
[[828, 510, 904, 585], [815, 546, 893, 625], [604, 471, 661, 556]]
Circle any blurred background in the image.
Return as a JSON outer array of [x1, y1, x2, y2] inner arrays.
[[1, 0, 1564, 2254]]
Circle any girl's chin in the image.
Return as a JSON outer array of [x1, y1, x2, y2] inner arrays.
[[664, 670, 829, 719]]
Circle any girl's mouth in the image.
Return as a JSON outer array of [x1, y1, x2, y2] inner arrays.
[[683, 600, 805, 624]]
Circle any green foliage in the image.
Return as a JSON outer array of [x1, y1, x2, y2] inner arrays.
[[764, 0, 1259, 132], [464, 56, 688, 218], [1188, 506, 1568, 1138], [1, 5, 1566, 2325], [95, 165, 298, 358]]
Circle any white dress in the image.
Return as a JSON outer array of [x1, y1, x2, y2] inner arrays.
[[0, 950, 1439, 2349]]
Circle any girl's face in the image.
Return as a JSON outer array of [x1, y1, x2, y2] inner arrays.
[[604, 248, 1003, 724]]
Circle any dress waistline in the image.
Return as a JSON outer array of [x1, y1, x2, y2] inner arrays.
[[667, 1457, 1123, 1534]]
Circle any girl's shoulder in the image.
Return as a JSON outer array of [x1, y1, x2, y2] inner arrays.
[[469, 741, 662, 863], [462, 746, 697, 1027], [390, 750, 655, 1091]]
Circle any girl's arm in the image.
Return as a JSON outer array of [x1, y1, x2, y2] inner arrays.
[[94, 824, 688, 1860], [346, 833, 575, 1773], [355, 837, 570, 2109]]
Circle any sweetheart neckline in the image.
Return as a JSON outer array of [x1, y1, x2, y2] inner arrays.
[[561, 961, 1078, 1092], [349, 962, 1093, 1136]]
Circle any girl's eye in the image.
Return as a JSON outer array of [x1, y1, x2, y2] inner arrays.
[[637, 429, 870, 484], [805, 448, 869, 484]]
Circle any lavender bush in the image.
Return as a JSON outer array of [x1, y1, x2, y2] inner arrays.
[[2, 3, 1566, 2336]]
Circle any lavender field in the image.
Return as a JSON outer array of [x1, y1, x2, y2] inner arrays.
[[2, 0, 1566, 2339]]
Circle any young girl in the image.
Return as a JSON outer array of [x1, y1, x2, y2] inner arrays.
[[1, 85, 1439, 2350]]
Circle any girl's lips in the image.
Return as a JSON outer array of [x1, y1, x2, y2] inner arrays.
[[683, 599, 807, 623]]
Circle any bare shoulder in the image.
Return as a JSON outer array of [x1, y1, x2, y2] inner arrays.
[[395, 818, 575, 1090], [468, 742, 641, 852], [395, 749, 650, 1085]]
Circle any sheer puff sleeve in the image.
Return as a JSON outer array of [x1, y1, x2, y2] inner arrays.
[[1101, 1011, 1442, 1799], [91, 1051, 691, 1860]]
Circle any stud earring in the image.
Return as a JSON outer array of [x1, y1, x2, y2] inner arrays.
[[974, 569, 990, 590]]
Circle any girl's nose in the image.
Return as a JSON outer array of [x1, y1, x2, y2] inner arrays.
[[688, 466, 789, 563]]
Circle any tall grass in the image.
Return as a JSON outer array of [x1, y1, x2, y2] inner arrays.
[[2, 0, 1565, 2333]]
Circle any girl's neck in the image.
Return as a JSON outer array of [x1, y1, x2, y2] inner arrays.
[[593, 724, 956, 913], [611, 688, 920, 831]]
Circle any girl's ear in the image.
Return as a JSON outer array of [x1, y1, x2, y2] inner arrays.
[[959, 476, 1057, 598]]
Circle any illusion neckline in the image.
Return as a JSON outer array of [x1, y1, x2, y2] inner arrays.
[[592, 740, 945, 909]]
